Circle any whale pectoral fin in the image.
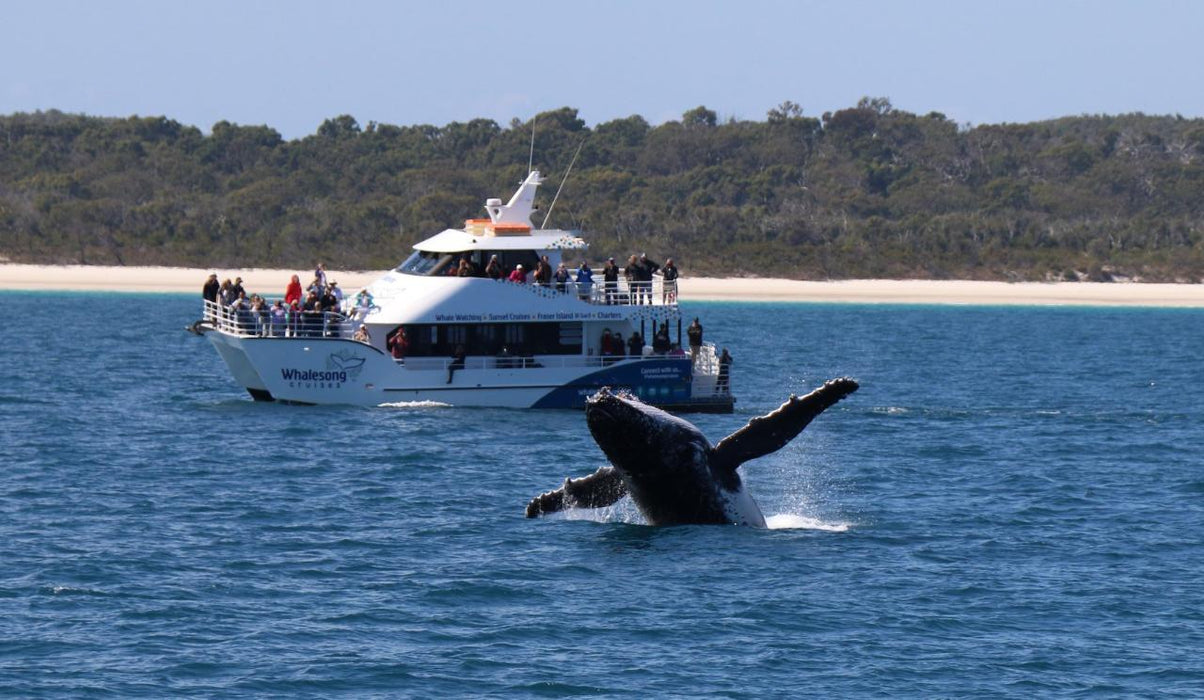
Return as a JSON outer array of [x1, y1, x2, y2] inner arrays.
[[711, 377, 859, 473], [525, 466, 627, 517]]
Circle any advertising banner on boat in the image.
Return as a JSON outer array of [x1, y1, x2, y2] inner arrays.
[[531, 357, 693, 409]]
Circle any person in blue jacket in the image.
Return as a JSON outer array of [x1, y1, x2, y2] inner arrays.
[[575, 261, 594, 301]]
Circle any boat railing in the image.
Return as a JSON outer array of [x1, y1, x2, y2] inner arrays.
[[507, 277, 678, 307], [689, 343, 733, 397], [201, 299, 353, 339]]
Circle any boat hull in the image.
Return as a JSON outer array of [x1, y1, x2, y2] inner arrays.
[[205, 332, 732, 412]]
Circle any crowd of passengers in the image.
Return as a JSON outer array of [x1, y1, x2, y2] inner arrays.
[[201, 262, 375, 338], [455, 252, 680, 305]]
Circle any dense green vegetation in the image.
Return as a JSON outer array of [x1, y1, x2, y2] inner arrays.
[[2, 100, 1203, 281]]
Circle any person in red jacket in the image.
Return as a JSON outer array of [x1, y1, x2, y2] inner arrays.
[[387, 327, 409, 361], [284, 274, 303, 306]]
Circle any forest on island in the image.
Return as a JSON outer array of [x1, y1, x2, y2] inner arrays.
[[2, 100, 1204, 281]]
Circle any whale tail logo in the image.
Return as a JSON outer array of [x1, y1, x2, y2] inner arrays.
[[327, 350, 366, 379]]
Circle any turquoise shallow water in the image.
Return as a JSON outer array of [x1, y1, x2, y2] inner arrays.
[[2, 292, 1203, 696]]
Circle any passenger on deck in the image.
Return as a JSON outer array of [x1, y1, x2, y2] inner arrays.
[[353, 325, 370, 343], [687, 317, 703, 364], [270, 300, 287, 336], [354, 288, 374, 316], [638, 253, 660, 305], [285, 274, 303, 306], [554, 262, 570, 292], [387, 326, 408, 360], [575, 261, 593, 300], [250, 295, 268, 335], [661, 258, 679, 304], [314, 262, 328, 290], [457, 259, 473, 277], [534, 256, 552, 287], [653, 323, 671, 354], [447, 344, 466, 384], [602, 258, 620, 304], [600, 328, 616, 362], [202, 273, 219, 303], [329, 281, 343, 306], [302, 292, 320, 337], [203, 273, 220, 321], [231, 292, 254, 333], [287, 299, 301, 337], [219, 279, 234, 306], [231, 276, 246, 301], [319, 285, 338, 314], [508, 264, 527, 283], [485, 255, 503, 280], [717, 348, 733, 393], [627, 331, 644, 357], [624, 255, 639, 303]]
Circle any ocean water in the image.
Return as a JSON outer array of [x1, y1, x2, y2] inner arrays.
[[2, 292, 1203, 697]]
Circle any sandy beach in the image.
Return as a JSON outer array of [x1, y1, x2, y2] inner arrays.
[[2, 263, 1203, 307]]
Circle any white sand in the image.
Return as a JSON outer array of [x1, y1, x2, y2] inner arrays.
[[2, 264, 1203, 307]]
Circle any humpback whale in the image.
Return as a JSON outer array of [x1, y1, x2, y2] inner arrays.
[[526, 377, 859, 526]]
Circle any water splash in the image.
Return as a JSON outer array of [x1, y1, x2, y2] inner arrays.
[[765, 513, 851, 531]]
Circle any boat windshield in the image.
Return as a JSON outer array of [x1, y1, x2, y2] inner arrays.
[[396, 250, 451, 276]]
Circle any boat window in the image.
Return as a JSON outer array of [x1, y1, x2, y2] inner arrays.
[[396, 322, 583, 357], [395, 250, 453, 276]]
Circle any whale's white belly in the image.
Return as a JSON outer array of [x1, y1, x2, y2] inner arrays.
[[720, 486, 766, 528]]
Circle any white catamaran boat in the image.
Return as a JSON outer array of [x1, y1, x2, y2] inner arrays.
[[192, 171, 734, 412]]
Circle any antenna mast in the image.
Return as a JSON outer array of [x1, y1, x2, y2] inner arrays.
[[527, 121, 536, 174], [541, 139, 585, 230]]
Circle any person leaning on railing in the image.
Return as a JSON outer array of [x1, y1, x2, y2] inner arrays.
[[270, 300, 287, 337]]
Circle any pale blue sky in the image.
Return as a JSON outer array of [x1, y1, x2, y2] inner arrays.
[[4, 0, 1202, 140]]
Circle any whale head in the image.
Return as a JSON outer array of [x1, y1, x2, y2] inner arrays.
[[585, 388, 748, 525]]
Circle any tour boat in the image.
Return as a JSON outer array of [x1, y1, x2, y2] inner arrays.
[[191, 171, 734, 411]]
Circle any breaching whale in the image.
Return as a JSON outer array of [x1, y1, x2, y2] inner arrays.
[[526, 377, 859, 526]]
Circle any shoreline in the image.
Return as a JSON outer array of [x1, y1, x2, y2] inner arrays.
[[2, 263, 1204, 307]]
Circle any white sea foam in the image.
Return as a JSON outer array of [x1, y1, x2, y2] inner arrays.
[[376, 400, 453, 409], [765, 513, 851, 531]]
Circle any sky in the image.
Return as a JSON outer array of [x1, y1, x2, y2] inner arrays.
[[4, 0, 1204, 140]]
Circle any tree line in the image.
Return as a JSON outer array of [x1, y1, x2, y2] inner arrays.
[[2, 100, 1203, 281]]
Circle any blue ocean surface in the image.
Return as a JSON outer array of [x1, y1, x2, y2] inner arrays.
[[2, 291, 1203, 697]]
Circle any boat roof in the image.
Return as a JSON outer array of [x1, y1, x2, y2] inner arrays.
[[411, 170, 588, 253], [415, 228, 587, 253]]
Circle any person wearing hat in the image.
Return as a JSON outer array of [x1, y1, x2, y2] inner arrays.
[[329, 280, 343, 305], [230, 276, 246, 301], [508, 264, 527, 283], [602, 257, 619, 304]]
